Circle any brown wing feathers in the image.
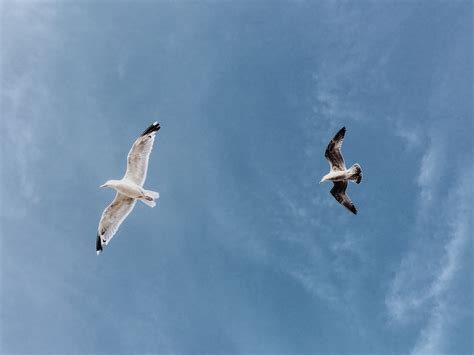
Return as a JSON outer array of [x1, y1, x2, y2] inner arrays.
[[325, 127, 346, 171], [330, 181, 357, 215]]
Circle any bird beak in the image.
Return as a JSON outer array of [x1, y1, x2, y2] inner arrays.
[[100, 184, 107, 188]]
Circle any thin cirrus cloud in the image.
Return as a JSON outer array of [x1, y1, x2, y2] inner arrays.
[[383, 8, 473, 351], [387, 171, 472, 354]]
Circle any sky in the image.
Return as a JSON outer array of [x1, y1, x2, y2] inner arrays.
[[0, 1, 472, 354]]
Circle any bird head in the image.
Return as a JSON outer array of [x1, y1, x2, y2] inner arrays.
[[100, 180, 113, 188]]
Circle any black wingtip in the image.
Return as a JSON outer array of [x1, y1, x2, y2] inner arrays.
[[330, 126, 346, 142], [96, 234, 103, 255], [349, 203, 358, 214], [141, 122, 161, 137]]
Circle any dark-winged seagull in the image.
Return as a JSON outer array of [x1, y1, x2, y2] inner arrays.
[[320, 127, 362, 214], [96, 122, 160, 254]]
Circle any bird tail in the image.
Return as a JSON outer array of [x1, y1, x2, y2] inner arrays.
[[140, 189, 159, 208], [144, 190, 160, 199], [141, 199, 156, 207], [349, 163, 362, 184]]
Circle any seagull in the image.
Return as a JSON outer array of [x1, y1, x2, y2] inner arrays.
[[96, 122, 161, 255], [320, 127, 362, 214]]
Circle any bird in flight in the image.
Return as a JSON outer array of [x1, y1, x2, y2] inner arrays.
[[320, 127, 362, 214], [96, 122, 161, 255]]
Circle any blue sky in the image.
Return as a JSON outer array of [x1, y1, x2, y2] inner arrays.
[[1, 1, 472, 354]]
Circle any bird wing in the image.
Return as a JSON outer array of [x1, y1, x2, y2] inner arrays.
[[96, 192, 137, 254], [330, 181, 357, 214], [123, 122, 160, 186], [325, 127, 346, 171]]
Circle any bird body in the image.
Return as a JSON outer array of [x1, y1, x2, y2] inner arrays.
[[321, 127, 362, 214], [320, 163, 362, 184], [96, 121, 161, 255], [321, 168, 352, 183], [100, 179, 158, 202]]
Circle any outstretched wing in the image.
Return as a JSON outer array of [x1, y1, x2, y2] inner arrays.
[[96, 193, 137, 254], [330, 181, 357, 214], [123, 122, 160, 186], [325, 127, 346, 171]]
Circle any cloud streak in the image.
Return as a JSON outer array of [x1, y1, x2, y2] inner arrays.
[[386, 141, 473, 353], [411, 173, 472, 354]]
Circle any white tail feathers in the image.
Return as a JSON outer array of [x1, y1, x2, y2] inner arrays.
[[141, 198, 156, 208], [349, 163, 362, 184], [140, 189, 159, 208], [145, 190, 159, 199]]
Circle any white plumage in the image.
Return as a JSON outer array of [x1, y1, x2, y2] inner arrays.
[[96, 122, 160, 255]]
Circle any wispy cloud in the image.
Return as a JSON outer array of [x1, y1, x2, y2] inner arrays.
[[386, 140, 472, 353], [1, 2, 59, 203], [411, 175, 472, 354], [384, 7, 473, 351]]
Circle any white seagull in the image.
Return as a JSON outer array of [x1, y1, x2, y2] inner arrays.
[[320, 127, 362, 214], [96, 122, 161, 254]]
